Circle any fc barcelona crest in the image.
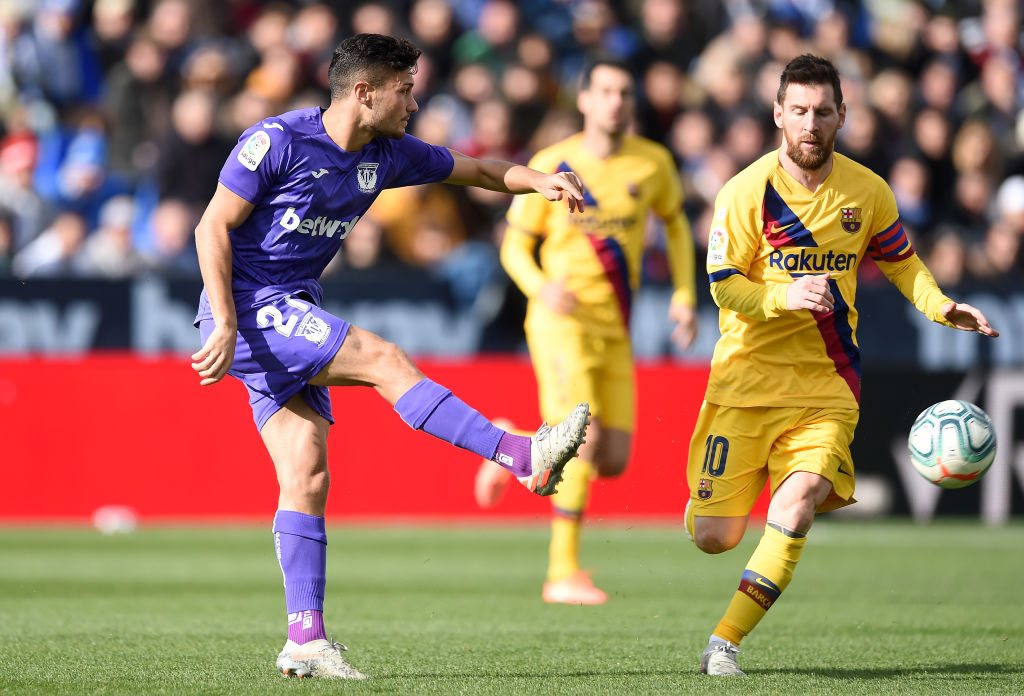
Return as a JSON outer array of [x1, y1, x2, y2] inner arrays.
[[356, 162, 379, 194], [697, 478, 713, 500], [840, 207, 861, 233]]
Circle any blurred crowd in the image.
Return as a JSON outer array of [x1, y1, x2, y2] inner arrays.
[[0, 0, 1022, 293]]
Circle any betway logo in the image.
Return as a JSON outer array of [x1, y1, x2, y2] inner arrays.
[[280, 207, 359, 239], [768, 249, 857, 273]]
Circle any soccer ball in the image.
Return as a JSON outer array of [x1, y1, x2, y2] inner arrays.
[[907, 400, 997, 489]]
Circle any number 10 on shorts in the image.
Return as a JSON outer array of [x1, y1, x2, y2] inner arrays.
[[701, 435, 729, 477]]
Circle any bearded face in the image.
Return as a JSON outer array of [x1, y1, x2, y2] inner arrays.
[[774, 82, 845, 173], [784, 126, 836, 170]]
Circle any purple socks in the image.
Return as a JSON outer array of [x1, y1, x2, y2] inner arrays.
[[273, 510, 328, 643], [287, 609, 326, 645], [493, 432, 533, 477], [394, 378, 533, 476]]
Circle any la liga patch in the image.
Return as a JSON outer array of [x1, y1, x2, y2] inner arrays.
[[238, 130, 271, 171], [708, 226, 728, 265]]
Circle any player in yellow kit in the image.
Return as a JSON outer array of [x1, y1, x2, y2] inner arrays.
[[474, 57, 699, 604], [688, 54, 998, 676]]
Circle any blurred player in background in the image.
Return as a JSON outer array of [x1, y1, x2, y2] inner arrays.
[[190, 33, 591, 680], [474, 57, 699, 605], [687, 54, 998, 676]]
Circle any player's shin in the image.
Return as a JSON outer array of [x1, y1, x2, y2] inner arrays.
[[712, 523, 806, 645], [394, 378, 513, 456], [273, 510, 328, 644], [394, 377, 536, 477], [547, 457, 594, 582]]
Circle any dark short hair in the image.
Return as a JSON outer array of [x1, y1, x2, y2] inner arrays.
[[327, 34, 421, 99], [580, 56, 634, 91], [777, 54, 843, 108]]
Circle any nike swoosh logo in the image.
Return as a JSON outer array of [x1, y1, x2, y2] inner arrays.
[[311, 168, 328, 179], [753, 576, 776, 590], [262, 122, 284, 131], [837, 463, 851, 476]]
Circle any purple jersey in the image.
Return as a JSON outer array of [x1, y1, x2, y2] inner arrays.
[[195, 107, 455, 322]]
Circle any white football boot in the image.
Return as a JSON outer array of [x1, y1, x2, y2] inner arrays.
[[699, 641, 745, 676], [276, 638, 369, 679], [520, 402, 590, 496]]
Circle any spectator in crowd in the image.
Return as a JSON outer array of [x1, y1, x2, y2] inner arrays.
[[923, 227, 967, 288], [637, 59, 685, 140], [408, 0, 460, 91], [0, 131, 51, 250], [836, 102, 889, 177], [179, 40, 239, 98], [0, 0, 1020, 301], [12, 209, 87, 278], [140, 197, 200, 276], [950, 169, 996, 240], [0, 209, 14, 276], [11, 0, 101, 107], [910, 107, 957, 210], [996, 175, 1024, 233], [51, 110, 127, 226], [633, 0, 709, 74], [76, 194, 141, 277], [145, 0, 194, 77], [287, 3, 339, 86], [102, 30, 172, 179], [968, 219, 1022, 281], [155, 88, 233, 208], [89, 0, 136, 74], [889, 156, 933, 235]]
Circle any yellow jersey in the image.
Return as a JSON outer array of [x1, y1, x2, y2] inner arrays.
[[502, 133, 695, 339], [705, 150, 954, 409]]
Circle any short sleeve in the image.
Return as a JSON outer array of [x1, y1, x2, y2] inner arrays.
[[218, 123, 290, 204], [388, 135, 455, 187]]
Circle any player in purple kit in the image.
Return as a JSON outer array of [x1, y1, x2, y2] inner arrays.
[[189, 34, 590, 680]]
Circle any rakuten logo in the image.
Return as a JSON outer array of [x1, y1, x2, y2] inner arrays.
[[768, 249, 857, 273], [281, 207, 360, 239]]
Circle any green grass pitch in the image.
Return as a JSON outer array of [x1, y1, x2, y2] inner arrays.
[[1, 520, 1022, 695]]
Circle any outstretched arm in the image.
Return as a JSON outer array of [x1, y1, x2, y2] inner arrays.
[[190, 184, 255, 386], [444, 149, 585, 212], [941, 302, 999, 337]]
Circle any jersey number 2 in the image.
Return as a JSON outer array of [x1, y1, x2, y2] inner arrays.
[[257, 296, 311, 337]]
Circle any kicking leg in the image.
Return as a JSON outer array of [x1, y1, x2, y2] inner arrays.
[[311, 325, 589, 495], [474, 419, 520, 508]]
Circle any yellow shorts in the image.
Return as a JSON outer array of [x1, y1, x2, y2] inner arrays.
[[686, 402, 859, 516], [525, 327, 634, 431]]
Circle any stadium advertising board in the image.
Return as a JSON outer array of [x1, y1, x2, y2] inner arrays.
[[2, 276, 1022, 522], [2, 276, 1024, 366], [1, 355, 1022, 523]]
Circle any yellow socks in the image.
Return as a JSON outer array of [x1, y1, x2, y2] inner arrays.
[[546, 458, 594, 583], [712, 522, 807, 646]]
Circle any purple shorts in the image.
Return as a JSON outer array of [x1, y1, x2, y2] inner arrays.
[[199, 293, 349, 430]]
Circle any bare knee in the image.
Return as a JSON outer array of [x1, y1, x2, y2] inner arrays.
[[692, 517, 747, 554], [593, 455, 628, 478], [585, 424, 632, 478], [693, 530, 742, 554], [371, 339, 414, 377], [278, 463, 330, 512]]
